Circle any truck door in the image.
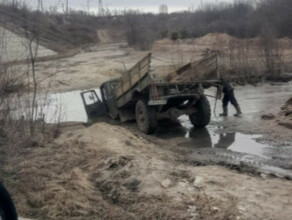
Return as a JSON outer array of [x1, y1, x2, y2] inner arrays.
[[80, 90, 107, 119], [102, 82, 119, 119]]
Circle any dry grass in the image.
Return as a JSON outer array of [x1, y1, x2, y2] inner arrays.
[[194, 190, 238, 220], [0, 131, 241, 219], [0, 137, 193, 219]]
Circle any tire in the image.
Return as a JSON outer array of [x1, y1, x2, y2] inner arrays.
[[0, 183, 17, 220], [189, 95, 211, 128], [135, 100, 157, 134]]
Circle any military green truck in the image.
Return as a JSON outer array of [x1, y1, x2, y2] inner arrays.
[[81, 53, 221, 134]]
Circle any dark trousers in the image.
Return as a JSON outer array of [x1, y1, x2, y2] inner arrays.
[[222, 89, 239, 108]]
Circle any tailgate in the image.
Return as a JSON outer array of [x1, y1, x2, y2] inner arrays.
[[115, 53, 152, 99]]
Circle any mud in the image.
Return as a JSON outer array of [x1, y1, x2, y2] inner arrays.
[[125, 82, 292, 178], [21, 34, 292, 180], [4, 34, 292, 219], [38, 82, 292, 178], [44, 82, 292, 122], [138, 120, 292, 178], [164, 83, 292, 178]]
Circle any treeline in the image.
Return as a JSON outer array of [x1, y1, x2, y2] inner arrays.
[[0, 0, 291, 51], [169, 0, 292, 39], [121, 0, 292, 49]]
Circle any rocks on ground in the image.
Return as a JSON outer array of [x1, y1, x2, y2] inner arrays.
[[278, 97, 292, 129], [262, 97, 292, 130], [161, 179, 172, 188], [193, 176, 205, 189], [261, 113, 276, 120]]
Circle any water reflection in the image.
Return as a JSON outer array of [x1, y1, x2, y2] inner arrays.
[[157, 124, 237, 150], [39, 82, 292, 123], [214, 133, 235, 149], [155, 120, 186, 138], [188, 129, 237, 150], [188, 128, 212, 148], [156, 122, 282, 159]]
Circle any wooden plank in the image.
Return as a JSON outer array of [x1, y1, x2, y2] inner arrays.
[[115, 54, 151, 92], [128, 58, 150, 75], [128, 54, 151, 74], [115, 65, 149, 98], [128, 62, 150, 78], [116, 75, 151, 107], [115, 58, 151, 98], [167, 53, 218, 82]]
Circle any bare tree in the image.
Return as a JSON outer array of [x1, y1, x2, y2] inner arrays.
[[22, 0, 42, 135], [260, 28, 283, 77]]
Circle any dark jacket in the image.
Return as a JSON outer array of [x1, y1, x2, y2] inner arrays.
[[221, 79, 233, 94]]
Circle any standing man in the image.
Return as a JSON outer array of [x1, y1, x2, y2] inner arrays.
[[220, 78, 242, 117]]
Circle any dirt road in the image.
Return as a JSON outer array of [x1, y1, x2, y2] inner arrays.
[[4, 34, 292, 219], [23, 71, 292, 219]]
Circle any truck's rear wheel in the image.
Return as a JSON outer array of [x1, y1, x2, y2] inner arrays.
[[135, 100, 157, 134], [189, 95, 211, 128]]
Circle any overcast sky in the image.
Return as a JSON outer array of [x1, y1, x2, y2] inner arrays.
[[22, 0, 236, 13]]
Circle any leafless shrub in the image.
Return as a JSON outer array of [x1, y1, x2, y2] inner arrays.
[[124, 11, 157, 50], [260, 28, 283, 76], [0, 0, 63, 153], [228, 39, 262, 82], [0, 64, 24, 96]]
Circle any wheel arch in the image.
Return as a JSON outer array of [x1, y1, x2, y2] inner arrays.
[[131, 90, 147, 103]]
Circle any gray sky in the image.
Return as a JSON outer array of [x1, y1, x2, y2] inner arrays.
[[103, 0, 234, 12], [16, 0, 236, 13]]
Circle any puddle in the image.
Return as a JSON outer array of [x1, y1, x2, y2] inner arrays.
[[184, 128, 292, 177], [206, 82, 292, 116], [42, 83, 291, 159], [40, 86, 286, 163], [225, 134, 269, 158], [35, 82, 292, 124], [157, 119, 274, 159], [30, 82, 292, 177], [156, 115, 292, 177], [20, 89, 101, 123]]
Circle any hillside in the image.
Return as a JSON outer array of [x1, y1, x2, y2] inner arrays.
[[0, 4, 99, 53]]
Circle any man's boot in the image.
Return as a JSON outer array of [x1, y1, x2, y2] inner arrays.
[[234, 106, 242, 117], [220, 106, 228, 117]]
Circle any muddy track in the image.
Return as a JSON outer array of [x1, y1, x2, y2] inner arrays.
[[48, 82, 292, 180], [186, 148, 292, 178], [110, 119, 292, 179]]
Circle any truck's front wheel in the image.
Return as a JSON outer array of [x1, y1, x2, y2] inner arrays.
[[189, 95, 211, 128], [135, 100, 157, 134]]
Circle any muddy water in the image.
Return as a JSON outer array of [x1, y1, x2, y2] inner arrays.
[[157, 122, 292, 177], [157, 82, 292, 178], [206, 82, 292, 117], [48, 83, 292, 177], [49, 82, 292, 123], [36, 89, 101, 123]]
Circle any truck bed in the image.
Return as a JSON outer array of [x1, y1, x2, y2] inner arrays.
[[114, 53, 220, 108]]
